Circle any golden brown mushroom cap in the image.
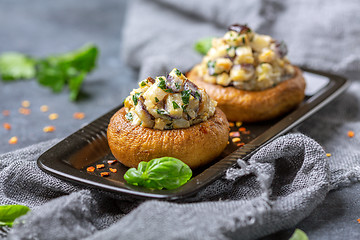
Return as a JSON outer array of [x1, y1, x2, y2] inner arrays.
[[187, 65, 306, 122], [107, 107, 229, 169]]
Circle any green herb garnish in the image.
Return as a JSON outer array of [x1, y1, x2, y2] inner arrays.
[[175, 82, 180, 89], [125, 112, 133, 121], [155, 97, 159, 103], [242, 36, 246, 44], [132, 92, 141, 106], [0, 44, 99, 101], [0, 205, 30, 227], [172, 101, 180, 109], [194, 91, 201, 100], [124, 157, 192, 190], [156, 109, 168, 115], [0, 53, 36, 81], [194, 37, 214, 55], [174, 69, 182, 77], [181, 90, 191, 105], [289, 229, 308, 240], [140, 80, 147, 87], [157, 77, 166, 90]]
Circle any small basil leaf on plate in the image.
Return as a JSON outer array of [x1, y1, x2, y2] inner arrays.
[[123, 168, 144, 186], [0, 204, 30, 227], [124, 157, 192, 190]]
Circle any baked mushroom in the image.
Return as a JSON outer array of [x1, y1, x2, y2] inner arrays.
[[107, 68, 229, 169], [187, 24, 306, 122]]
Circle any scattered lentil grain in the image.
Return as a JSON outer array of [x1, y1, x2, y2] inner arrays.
[[49, 113, 59, 120], [8, 136, 18, 144], [3, 123, 11, 130]]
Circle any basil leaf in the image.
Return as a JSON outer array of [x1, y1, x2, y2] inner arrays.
[[289, 229, 308, 240], [0, 44, 98, 101], [194, 37, 214, 55], [124, 157, 192, 190], [0, 53, 36, 81], [0, 205, 30, 227], [123, 168, 144, 186]]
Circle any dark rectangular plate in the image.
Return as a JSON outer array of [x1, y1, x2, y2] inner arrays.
[[37, 68, 349, 200]]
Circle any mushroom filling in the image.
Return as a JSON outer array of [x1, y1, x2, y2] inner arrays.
[[197, 24, 295, 91], [124, 68, 217, 130]]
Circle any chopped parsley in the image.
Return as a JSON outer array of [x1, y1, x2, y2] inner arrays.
[[157, 77, 166, 89], [156, 109, 168, 115], [125, 112, 133, 121], [174, 69, 182, 77], [132, 92, 141, 106], [164, 88, 173, 93], [207, 60, 216, 76], [242, 36, 246, 44], [155, 97, 159, 102], [194, 91, 201, 100], [140, 80, 147, 87], [172, 101, 180, 109], [181, 90, 191, 105], [175, 82, 180, 90]]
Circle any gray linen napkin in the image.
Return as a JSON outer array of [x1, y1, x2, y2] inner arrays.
[[2, 0, 360, 239]]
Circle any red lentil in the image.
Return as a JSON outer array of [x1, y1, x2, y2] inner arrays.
[[107, 160, 117, 165], [3, 123, 11, 130], [235, 121, 242, 127], [43, 126, 56, 133], [229, 131, 240, 137], [19, 108, 31, 115], [96, 164, 105, 169], [109, 168, 117, 173], [239, 127, 246, 132], [40, 105, 49, 112], [21, 100, 30, 108], [48, 113, 59, 120], [73, 112, 85, 120], [326, 153, 331, 157], [2, 110, 10, 116], [229, 122, 235, 127], [237, 143, 245, 147], [100, 172, 110, 177], [87, 166, 95, 172], [8, 136, 18, 144], [348, 131, 355, 138], [232, 137, 241, 143]]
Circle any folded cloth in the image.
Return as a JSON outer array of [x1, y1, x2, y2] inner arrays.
[[3, 133, 328, 240], [2, 0, 360, 239]]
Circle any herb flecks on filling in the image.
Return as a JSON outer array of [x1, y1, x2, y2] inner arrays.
[[197, 24, 295, 91], [124, 68, 217, 130]]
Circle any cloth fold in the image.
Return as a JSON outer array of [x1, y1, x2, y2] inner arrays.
[[4, 134, 329, 240]]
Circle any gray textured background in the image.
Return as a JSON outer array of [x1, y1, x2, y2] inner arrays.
[[0, 0, 137, 152], [0, 1, 359, 239]]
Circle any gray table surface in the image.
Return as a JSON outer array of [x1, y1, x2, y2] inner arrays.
[[0, 1, 358, 239]]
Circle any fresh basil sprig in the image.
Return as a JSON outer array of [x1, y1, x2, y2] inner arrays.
[[0, 44, 98, 101], [124, 157, 192, 190], [0, 204, 30, 227], [194, 37, 214, 55], [289, 229, 308, 240]]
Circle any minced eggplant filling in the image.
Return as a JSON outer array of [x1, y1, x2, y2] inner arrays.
[[124, 68, 216, 130], [197, 24, 295, 91]]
